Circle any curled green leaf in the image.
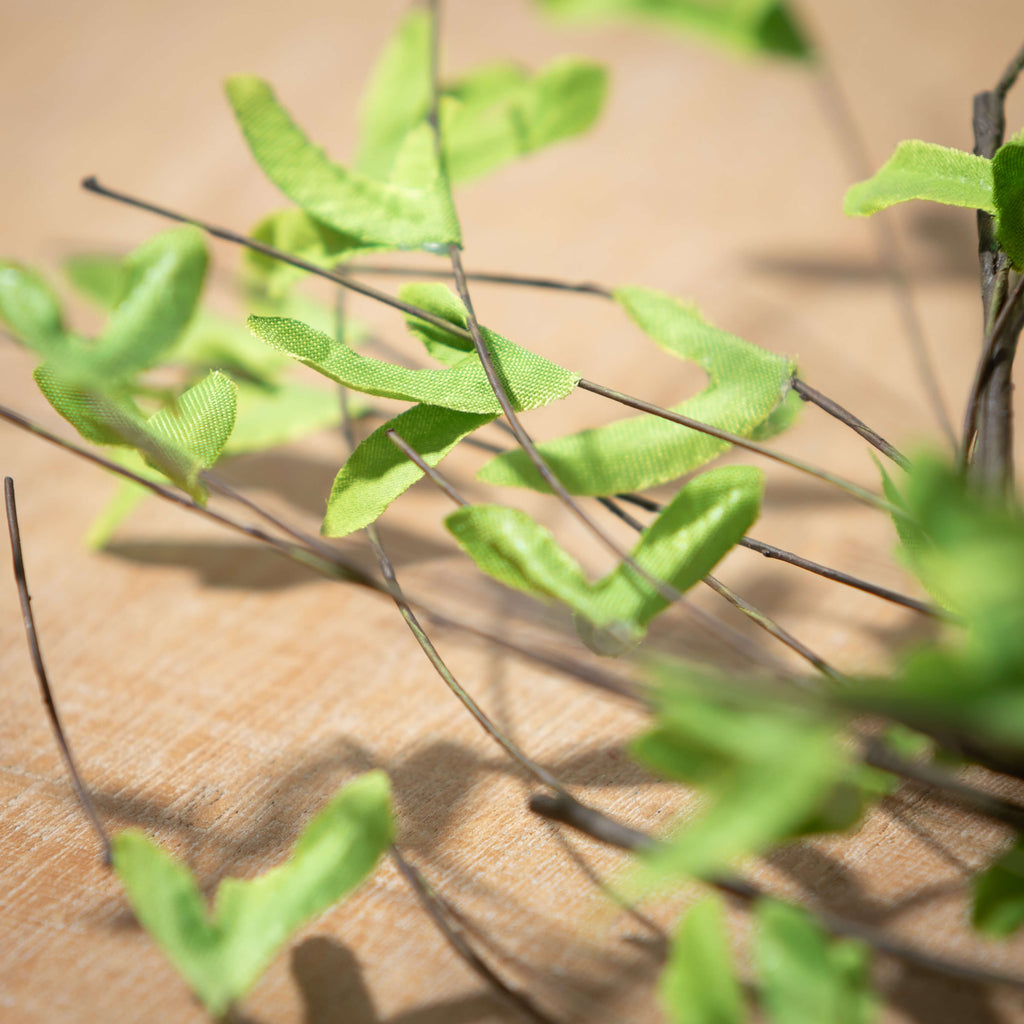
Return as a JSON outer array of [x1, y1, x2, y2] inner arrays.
[[843, 140, 994, 217], [324, 404, 494, 537], [112, 771, 393, 1017], [226, 75, 460, 250], [446, 465, 763, 651], [478, 286, 795, 495], [248, 291, 578, 415]]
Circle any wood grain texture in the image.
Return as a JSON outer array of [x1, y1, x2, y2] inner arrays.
[[3, 1, 1024, 1021]]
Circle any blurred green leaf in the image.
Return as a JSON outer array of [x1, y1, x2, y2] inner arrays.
[[63, 252, 129, 309], [0, 262, 66, 354], [659, 894, 745, 1024], [632, 669, 849, 883], [536, 0, 813, 60], [756, 899, 875, 1024], [446, 465, 762, 651], [113, 771, 392, 1017], [993, 139, 1024, 268], [973, 839, 1024, 938], [843, 141, 993, 217], [478, 286, 795, 495]]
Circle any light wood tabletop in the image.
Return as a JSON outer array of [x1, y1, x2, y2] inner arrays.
[[3, 1, 1024, 1021]]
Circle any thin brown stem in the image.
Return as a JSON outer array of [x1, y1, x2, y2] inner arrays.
[[390, 847, 558, 1024], [345, 262, 613, 298], [4, 478, 112, 864], [702, 574, 842, 683], [791, 377, 909, 469]]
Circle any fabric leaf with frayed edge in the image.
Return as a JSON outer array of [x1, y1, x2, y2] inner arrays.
[[323, 405, 494, 537], [225, 75, 461, 251], [756, 899, 876, 1024], [973, 839, 1024, 938], [0, 262, 65, 354], [659, 894, 745, 1024], [631, 670, 850, 885], [248, 292, 578, 415], [535, 0, 812, 61], [113, 771, 392, 1018], [478, 286, 794, 495], [994, 139, 1024, 269], [445, 465, 762, 652], [843, 141, 994, 217]]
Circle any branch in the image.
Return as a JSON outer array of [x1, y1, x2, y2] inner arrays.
[[4, 478, 112, 864]]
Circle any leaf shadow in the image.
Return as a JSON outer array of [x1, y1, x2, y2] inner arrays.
[[290, 937, 516, 1024]]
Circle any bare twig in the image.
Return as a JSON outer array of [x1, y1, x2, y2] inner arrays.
[[346, 262, 613, 298], [791, 377, 909, 469], [4, 477, 112, 864], [390, 847, 558, 1024]]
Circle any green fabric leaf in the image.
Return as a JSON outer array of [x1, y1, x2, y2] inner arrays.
[[355, 7, 433, 180], [112, 771, 392, 1018], [993, 140, 1024, 268], [478, 286, 794, 495], [631, 669, 849, 883], [973, 839, 1024, 938], [225, 75, 461, 250], [34, 369, 237, 501], [843, 141, 994, 217], [0, 262, 66, 353], [323, 404, 494, 537], [756, 900, 875, 1024], [445, 465, 762, 651], [535, 0, 813, 60], [398, 282, 477, 365], [63, 253, 128, 309], [146, 371, 238, 477], [91, 226, 208, 378], [247, 289, 579, 415], [659, 895, 745, 1024]]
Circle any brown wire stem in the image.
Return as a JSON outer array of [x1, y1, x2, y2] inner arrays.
[[4, 477, 112, 864]]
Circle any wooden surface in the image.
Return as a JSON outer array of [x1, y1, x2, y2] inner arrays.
[[3, 1, 1024, 1021]]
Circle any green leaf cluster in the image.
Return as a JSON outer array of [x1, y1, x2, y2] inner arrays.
[[661, 895, 875, 1024], [112, 771, 393, 1017], [630, 665, 877, 886], [235, 8, 606, 295], [844, 136, 1024, 268], [849, 456, 1024, 753]]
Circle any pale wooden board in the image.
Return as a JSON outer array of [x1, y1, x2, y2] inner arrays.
[[3, 1, 1024, 1021]]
